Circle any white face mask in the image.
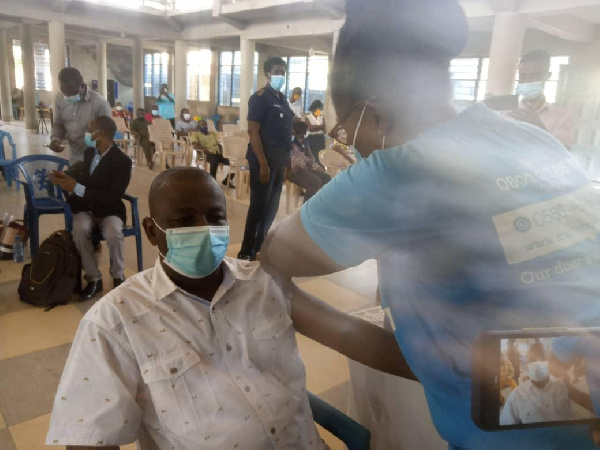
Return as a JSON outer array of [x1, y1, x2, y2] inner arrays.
[[183, 113, 191, 121], [349, 105, 385, 162], [516, 81, 544, 100], [116, 106, 122, 111], [528, 361, 549, 382]]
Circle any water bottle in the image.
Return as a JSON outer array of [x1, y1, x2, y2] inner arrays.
[[13, 235, 24, 263]]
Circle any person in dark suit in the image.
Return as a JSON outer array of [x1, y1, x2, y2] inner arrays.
[[50, 116, 132, 300]]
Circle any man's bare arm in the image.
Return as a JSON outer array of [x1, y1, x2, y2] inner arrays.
[[291, 283, 417, 380]]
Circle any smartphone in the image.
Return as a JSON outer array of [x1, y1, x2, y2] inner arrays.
[[483, 95, 519, 111], [472, 328, 600, 431]]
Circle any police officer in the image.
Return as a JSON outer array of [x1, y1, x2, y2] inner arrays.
[[238, 57, 294, 261]]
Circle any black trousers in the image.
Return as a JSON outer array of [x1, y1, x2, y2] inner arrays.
[[206, 153, 231, 179], [288, 169, 331, 200], [239, 158, 285, 259], [168, 118, 175, 128], [307, 134, 326, 161]]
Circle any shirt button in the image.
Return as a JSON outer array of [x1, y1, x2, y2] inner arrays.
[[170, 368, 178, 374], [226, 344, 232, 352], [270, 427, 276, 434], [245, 386, 250, 392]]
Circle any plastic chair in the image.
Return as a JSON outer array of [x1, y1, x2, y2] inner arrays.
[[319, 149, 351, 178], [222, 135, 250, 199], [113, 117, 137, 161], [222, 123, 241, 137], [11, 155, 72, 256], [90, 194, 143, 273], [148, 118, 188, 171], [207, 120, 217, 133], [285, 179, 303, 214], [308, 391, 371, 450], [0, 130, 18, 189]]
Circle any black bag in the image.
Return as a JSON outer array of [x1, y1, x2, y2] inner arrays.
[[18, 230, 81, 310]]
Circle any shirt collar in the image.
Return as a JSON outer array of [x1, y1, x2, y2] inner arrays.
[[81, 84, 92, 102], [151, 256, 244, 303], [265, 83, 284, 101]]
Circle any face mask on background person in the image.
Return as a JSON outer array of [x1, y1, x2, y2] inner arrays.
[[84, 132, 97, 149], [152, 219, 230, 278], [116, 106, 123, 111], [199, 127, 209, 134], [314, 110, 322, 117], [152, 110, 159, 117], [64, 93, 81, 104], [183, 113, 191, 121], [270, 75, 285, 91], [516, 81, 544, 100], [528, 361, 550, 382], [293, 94, 300, 101]]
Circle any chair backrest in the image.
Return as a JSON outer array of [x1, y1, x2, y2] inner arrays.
[[222, 123, 240, 137], [207, 120, 217, 133], [0, 130, 17, 161], [14, 155, 70, 200], [113, 116, 129, 134], [148, 118, 175, 149], [319, 149, 350, 177], [222, 135, 249, 161]]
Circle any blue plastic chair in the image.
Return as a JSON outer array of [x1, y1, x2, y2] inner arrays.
[[308, 391, 371, 449], [11, 155, 73, 256], [90, 194, 144, 273], [0, 130, 18, 189]]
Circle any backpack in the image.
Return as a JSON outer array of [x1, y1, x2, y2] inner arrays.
[[18, 230, 81, 310]]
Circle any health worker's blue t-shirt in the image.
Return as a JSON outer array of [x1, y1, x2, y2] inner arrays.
[[301, 104, 600, 449]]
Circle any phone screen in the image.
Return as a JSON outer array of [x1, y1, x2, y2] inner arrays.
[[499, 337, 596, 426], [472, 330, 600, 431]]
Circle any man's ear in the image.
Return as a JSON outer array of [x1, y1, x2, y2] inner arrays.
[[142, 217, 157, 246]]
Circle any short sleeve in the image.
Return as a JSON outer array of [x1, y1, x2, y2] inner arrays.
[[300, 146, 429, 267], [46, 319, 142, 446], [247, 94, 265, 123]]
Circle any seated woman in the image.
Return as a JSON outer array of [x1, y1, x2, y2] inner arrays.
[[305, 100, 326, 161], [289, 121, 331, 200], [175, 108, 197, 137], [189, 120, 234, 187]]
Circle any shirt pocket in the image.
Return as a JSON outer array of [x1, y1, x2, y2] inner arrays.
[[251, 315, 301, 383], [140, 350, 219, 436]]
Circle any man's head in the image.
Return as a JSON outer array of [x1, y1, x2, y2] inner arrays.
[[151, 105, 159, 116], [292, 87, 302, 100], [88, 116, 117, 151], [58, 67, 84, 97], [181, 108, 191, 120], [527, 342, 550, 386], [115, 102, 123, 110], [144, 167, 227, 263], [198, 119, 209, 133], [293, 121, 308, 140], [161, 83, 168, 92], [330, 0, 467, 157], [264, 57, 287, 91], [519, 50, 551, 85], [136, 108, 145, 120]]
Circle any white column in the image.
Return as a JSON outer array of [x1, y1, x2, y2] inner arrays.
[[324, 29, 340, 135], [132, 39, 144, 111], [0, 29, 13, 122], [97, 41, 107, 100], [20, 24, 37, 130], [174, 40, 187, 116], [210, 49, 219, 114], [486, 11, 525, 96], [239, 37, 255, 130], [48, 21, 65, 108], [257, 51, 268, 90]]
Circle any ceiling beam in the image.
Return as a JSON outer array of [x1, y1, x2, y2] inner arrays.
[[312, 1, 344, 19], [527, 15, 595, 42], [519, 0, 600, 15], [52, 0, 73, 13], [164, 16, 183, 32]]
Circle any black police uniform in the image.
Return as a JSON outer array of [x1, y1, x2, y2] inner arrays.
[[239, 84, 294, 260]]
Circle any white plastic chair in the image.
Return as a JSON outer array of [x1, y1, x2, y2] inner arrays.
[[223, 123, 241, 138], [208, 120, 217, 133], [319, 149, 351, 178], [113, 117, 137, 160], [285, 179, 303, 214], [222, 135, 250, 199], [148, 118, 188, 171]]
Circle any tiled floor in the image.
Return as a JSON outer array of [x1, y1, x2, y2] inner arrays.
[[0, 121, 378, 449]]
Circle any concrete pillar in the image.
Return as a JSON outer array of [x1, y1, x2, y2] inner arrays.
[[486, 11, 525, 96], [0, 30, 14, 122], [174, 40, 187, 116], [168, 49, 174, 92], [132, 39, 144, 111], [20, 24, 37, 130], [8, 37, 16, 91], [257, 51, 268, 89], [210, 49, 218, 114], [239, 37, 255, 130], [96, 41, 107, 100], [324, 29, 340, 137], [48, 21, 66, 107]]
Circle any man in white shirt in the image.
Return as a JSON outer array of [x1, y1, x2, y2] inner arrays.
[[500, 343, 575, 425], [288, 87, 304, 120], [46, 167, 413, 450], [508, 50, 576, 149]]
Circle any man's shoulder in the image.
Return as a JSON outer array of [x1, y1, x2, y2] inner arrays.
[[83, 269, 157, 329]]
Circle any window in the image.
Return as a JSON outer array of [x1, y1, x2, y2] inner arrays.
[[187, 49, 212, 102], [12, 40, 52, 91], [218, 51, 258, 107], [451, 56, 570, 104], [279, 55, 329, 113], [144, 52, 169, 97]]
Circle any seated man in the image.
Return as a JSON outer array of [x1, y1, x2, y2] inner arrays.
[[50, 116, 132, 300], [46, 167, 413, 449], [130, 108, 154, 169], [289, 121, 331, 200], [190, 120, 234, 187], [500, 342, 575, 425]]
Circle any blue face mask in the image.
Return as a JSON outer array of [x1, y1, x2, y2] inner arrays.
[[64, 93, 81, 104], [516, 81, 544, 100], [199, 127, 209, 134], [84, 132, 96, 149], [153, 219, 229, 278], [269, 75, 285, 91]]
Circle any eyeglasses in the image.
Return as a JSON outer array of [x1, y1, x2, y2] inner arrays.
[[328, 102, 366, 146]]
